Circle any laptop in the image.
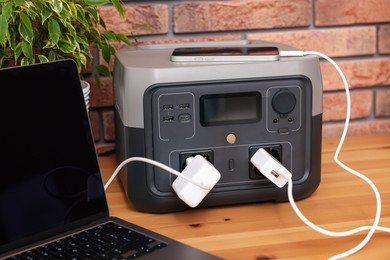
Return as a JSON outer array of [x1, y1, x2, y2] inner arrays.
[[0, 60, 221, 260]]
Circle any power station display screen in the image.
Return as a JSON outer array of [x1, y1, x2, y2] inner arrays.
[[200, 92, 261, 126]]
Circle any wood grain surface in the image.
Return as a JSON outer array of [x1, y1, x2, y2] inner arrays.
[[99, 134, 390, 259]]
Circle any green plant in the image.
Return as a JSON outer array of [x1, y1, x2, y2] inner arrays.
[[0, 0, 132, 85]]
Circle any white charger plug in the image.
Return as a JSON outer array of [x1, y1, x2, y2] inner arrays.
[[172, 155, 221, 208], [250, 148, 291, 188]]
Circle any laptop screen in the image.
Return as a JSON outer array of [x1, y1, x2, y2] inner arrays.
[[0, 60, 109, 250]]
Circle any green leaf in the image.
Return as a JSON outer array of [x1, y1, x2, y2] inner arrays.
[[18, 12, 33, 43], [50, 0, 63, 14], [80, 48, 92, 61], [1, 2, 13, 20], [129, 32, 139, 45], [102, 31, 117, 41], [20, 56, 30, 66], [48, 50, 56, 61], [41, 7, 52, 24], [13, 0, 25, 7], [61, 20, 77, 37], [75, 35, 88, 47], [85, 7, 99, 24], [75, 5, 88, 28], [13, 42, 22, 62], [111, 0, 124, 16], [58, 40, 75, 53], [74, 53, 87, 67], [116, 33, 132, 45], [99, 17, 106, 30], [0, 14, 8, 45], [0, 51, 12, 69], [38, 54, 49, 63], [59, 7, 73, 22], [68, 2, 77, 17], [48, 18, 61, 44], [21, 40, 33, 58], [0, 3, 13, 46], [24, 2, 38, 19], [83, 0, 110, 6], [9, 31, 16, 49], [0, 48, 12, 58], [43, 40, 56, 49], [101, 45, 111, 64], [93, 73, 101, 88], [95, 64, 111, 77]]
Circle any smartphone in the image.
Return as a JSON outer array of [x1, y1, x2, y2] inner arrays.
[[170, 46, 279, 62]]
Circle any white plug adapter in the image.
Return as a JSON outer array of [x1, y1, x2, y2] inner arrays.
[[250, 148, 291, 188], [172, 155, 221, 208]]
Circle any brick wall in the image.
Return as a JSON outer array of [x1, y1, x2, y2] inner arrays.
[[89, 0, 390, 154]]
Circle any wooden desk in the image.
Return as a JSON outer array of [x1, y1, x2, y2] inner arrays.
[[99, 134, 390, 259]]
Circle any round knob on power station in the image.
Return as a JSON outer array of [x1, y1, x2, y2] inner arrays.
[[272, 89, 296, 115]]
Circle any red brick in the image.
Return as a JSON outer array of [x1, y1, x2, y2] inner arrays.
[[320, 58, 390, 91], [315, 0, 390, 26], [97, 4, 168, 35], [323, 91, 372, 122], [248, 27, 376, 57], [375, 89, 390, 117], [95, 143, 116, 155], [379, 26, 390, 54], [323, 119, 390, 138], [173, 0, 310, 33], [138, 35, 242, 45], [88, 77, 114, 108], [102, 111, 116, 141]]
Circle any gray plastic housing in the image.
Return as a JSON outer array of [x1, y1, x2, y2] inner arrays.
[[113, 40, 323, 213]]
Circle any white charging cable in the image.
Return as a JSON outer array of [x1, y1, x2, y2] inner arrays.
[[104, 156, 221, 208], [104, 156, 210, 190], [251, 50, 390, 259]]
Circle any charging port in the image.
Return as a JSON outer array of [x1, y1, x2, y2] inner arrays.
[[178, 113, 191, 123], [179, 150, 214, 171], [249, 145, 282, 179], [163, 105, 174, 110], [163, 116, 174, 122], [179, 103, 190, 109]]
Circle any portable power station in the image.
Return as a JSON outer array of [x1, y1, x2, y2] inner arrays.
[[113, 40, 322, 213]]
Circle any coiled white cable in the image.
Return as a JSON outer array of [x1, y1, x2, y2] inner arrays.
[[277, 50, 390, 259]]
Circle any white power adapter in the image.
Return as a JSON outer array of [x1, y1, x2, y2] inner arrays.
[[172, 155, 221, 208], [250, 148, 291, 188]]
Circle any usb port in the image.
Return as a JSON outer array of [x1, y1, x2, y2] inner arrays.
[[178, 113, 191, 122], [163, 116, 174, 122], [179, 104, 190, 109], [163, 105, 174, 110]]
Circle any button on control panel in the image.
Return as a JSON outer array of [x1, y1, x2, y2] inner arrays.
[[272, 89, 297, 115], [267, 86, 302, 133]]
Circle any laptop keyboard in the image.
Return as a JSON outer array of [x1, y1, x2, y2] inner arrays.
[[8, 222, 167, 259]]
